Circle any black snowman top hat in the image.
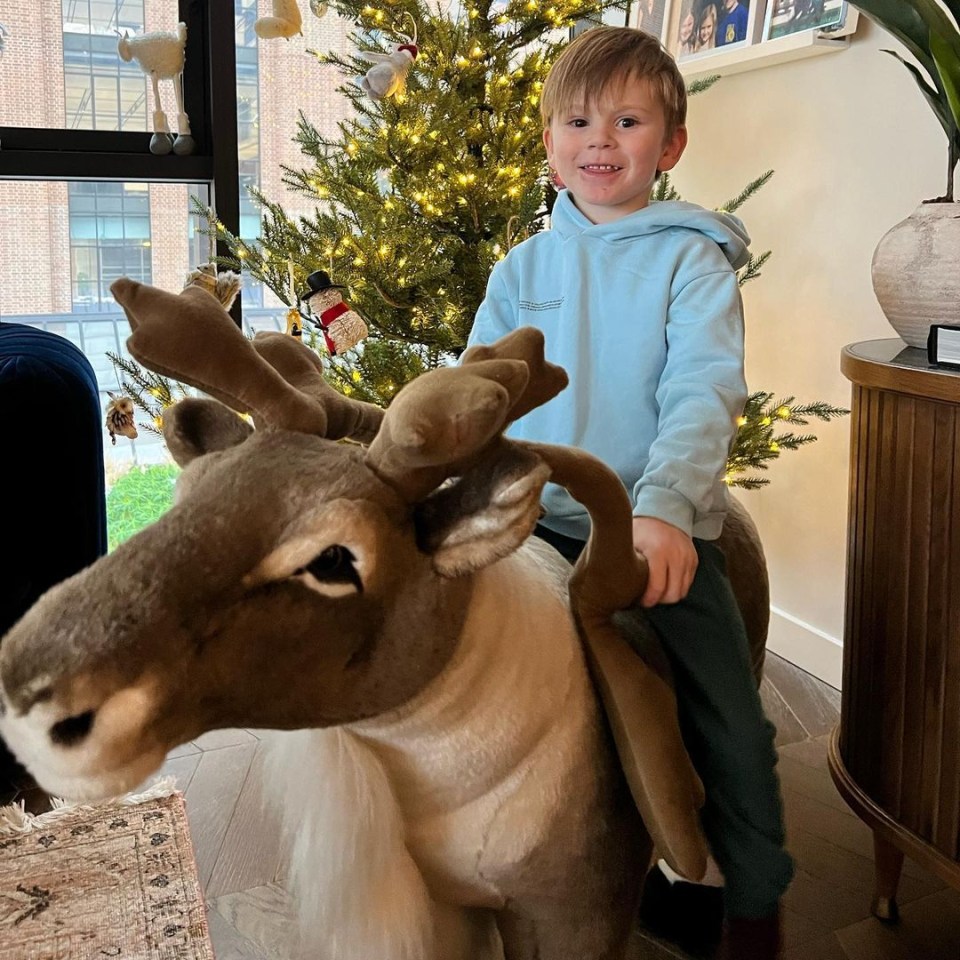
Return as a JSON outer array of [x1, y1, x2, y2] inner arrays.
[[300, 270, 347, 301]]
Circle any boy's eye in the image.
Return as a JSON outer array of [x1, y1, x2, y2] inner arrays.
[[618, 117, 639, 128], [568, 118, 587, 128]]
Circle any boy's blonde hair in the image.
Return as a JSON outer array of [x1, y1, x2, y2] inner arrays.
[[540, 26, 687, 138]]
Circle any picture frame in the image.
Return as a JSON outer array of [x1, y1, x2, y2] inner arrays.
[[672, 0, 763, 61], [762, 0, 848, 41], [630, 0, 675, 46]]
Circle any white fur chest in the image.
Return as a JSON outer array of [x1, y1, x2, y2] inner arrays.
[[350, 545, 603, 905]]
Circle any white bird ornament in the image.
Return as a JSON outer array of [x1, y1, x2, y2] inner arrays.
[[359, 23, 419, 100]]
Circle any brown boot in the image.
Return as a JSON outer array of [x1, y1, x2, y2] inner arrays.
[[720, 905, 782, 960]]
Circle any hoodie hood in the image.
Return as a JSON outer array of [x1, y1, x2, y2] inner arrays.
[[550, 190, 751, 270]]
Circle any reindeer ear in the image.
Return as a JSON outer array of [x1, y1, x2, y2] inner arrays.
[[414, 443, 550, 577], [163, 397, 253, 466]]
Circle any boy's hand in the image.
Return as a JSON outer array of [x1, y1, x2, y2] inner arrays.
[[632, 516, 698, 608]]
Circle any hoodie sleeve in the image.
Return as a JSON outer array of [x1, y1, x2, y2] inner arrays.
[[633, 248, 747, 536], [466, 258, 519, 349]]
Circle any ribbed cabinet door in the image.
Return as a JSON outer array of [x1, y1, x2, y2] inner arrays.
[[841, 383, 960, 862]]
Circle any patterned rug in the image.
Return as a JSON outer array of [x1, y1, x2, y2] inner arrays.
[[0, 781, 214, 959]]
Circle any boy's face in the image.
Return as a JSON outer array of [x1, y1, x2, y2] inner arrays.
[[543, 76, 687, 225]]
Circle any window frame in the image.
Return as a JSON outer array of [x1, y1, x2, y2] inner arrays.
[[0, 0, 242, 319]]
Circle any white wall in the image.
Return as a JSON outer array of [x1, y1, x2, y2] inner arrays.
[[669, 19, 946, 687]]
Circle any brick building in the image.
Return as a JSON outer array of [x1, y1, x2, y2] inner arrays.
[[0, 0, 355, 320]]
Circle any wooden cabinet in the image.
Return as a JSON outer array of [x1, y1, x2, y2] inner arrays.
[[830, 339, 960, 921]]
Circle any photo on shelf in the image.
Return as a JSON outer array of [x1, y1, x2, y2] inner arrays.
[[762, 0, 847, 40], [674, 0, 764, 61], [633, 0, 674, 45]]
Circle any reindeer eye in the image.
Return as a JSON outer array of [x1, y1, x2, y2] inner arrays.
[[296, 545, 363, 595]]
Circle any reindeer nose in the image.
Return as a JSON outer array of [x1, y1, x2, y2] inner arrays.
[[50, 710, 95, 747]]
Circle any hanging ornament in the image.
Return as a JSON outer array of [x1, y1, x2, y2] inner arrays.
[[505, 215, 522, 251], [117, 22, 194, 156], [309, 0, 328, 17], [285, 308, 305, 337], [105, 393, 139, 445], [184, 262, 243, 310], [301, 270, 369, 356], [255, 0, 303, 39], [285, 261, 305, 338], [359, 16, 418, 100]]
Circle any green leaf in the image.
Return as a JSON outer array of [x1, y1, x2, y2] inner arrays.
[[687, 75, 721, 95], [911, 0, 960, 58], [846, 1, 936, 77], [942, 0, 960, 31], [932, 25, 960, 130], [721, 170, 774, 213], [884, 48, 957, 138]]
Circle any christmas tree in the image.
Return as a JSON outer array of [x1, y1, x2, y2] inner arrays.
[[220, 0, 608, 404], [114, 7, 845, 488]]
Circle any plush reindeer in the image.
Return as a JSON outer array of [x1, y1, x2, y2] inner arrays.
[[0, 278, 769, 960]]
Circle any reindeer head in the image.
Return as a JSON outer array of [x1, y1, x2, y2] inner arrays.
[[0, 278, 579, 801]]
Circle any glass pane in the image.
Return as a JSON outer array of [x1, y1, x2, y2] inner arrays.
[[0, 179, 211, 549], [0, 0, 365, 550], [1, 0, 172, 131], [229, 0, 357, 328]]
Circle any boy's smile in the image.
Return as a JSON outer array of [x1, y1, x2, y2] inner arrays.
[[543, 76, 687, 224]]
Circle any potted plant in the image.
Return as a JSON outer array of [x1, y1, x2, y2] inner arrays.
[[848, 0, 960, 347]]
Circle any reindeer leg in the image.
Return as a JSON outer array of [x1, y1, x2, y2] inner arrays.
[[494, 912, 538, 960], [149, 73, 173, 155], [486, 771, 646, 960], [171, 70, 195, 156], [494, 890, 637, 960]]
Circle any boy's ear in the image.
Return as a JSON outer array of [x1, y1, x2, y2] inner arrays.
[[543, 126, 554, 165], [658, 125, 688, 174]]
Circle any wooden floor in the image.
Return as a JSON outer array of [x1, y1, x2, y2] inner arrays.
[[3, 652, 959, 959]]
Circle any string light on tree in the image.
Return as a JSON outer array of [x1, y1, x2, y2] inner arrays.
[[728, 394, 846, 489], [138, 0, 849, 486]]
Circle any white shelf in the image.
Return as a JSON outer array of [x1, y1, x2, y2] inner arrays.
[[680, 27, 852, 82]]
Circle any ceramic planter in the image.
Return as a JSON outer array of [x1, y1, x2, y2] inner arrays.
[[871, 202, 960, 349]]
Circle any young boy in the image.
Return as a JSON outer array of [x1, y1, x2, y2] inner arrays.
[[467, 26, 793, 960]]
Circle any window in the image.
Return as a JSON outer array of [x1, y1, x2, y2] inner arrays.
[[1, 0, 360, 546], [237, 33, 262, 305], [62, 0, 149, 132], [69, 181, 152, 310], [64, 33, 148, 130]]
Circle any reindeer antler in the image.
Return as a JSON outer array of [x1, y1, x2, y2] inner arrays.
[[460, 327, 568, 422], [365, 327, 568, 501], [251, 331, 382, 442], [111, 279, 381, 442], [518, 439, 708, 881]]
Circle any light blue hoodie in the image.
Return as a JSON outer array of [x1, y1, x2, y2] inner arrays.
[[468, 190, 750, 542]]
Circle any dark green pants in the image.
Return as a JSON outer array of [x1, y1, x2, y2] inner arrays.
[[535, 526, 794, 919]]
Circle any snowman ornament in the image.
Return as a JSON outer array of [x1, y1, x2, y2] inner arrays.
[[301, 270, 369, 356]]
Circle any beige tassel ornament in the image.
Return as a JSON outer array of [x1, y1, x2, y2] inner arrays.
[[301, 270, 368, 355], [184, 262, 243, 310], [105, 392, 138, 445], [254, 0, 303, 39]]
